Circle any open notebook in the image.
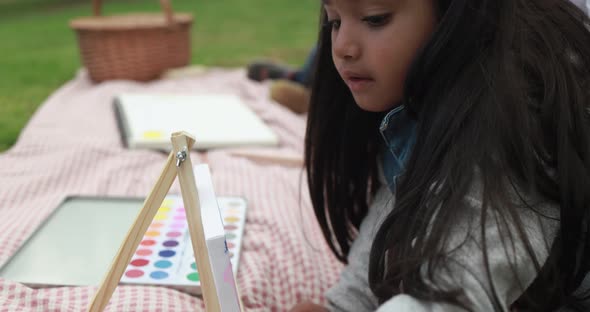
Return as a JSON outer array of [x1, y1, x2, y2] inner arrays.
[[114, 94, 279, 150]]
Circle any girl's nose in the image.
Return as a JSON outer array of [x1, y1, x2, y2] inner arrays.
[[332, 27, 361, 61]]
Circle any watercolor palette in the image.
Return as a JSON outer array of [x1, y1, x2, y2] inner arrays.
[[120, 193, 247, 295]]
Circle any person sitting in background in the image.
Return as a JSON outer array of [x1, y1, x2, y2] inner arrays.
[[246, 46, 316, 114]]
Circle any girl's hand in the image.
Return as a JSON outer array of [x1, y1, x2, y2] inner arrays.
[[289, 301, 329, 312]]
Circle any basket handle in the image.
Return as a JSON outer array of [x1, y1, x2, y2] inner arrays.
[[92, 0, 175, 25]]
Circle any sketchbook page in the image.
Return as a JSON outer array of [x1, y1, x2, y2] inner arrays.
[[114, 94, 279, 150]]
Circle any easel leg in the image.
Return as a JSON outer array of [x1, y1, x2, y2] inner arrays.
[[87, 152, 178, 312], [172, 133, 222, 312]]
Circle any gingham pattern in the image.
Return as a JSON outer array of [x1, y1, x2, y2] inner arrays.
[[0, 69, 342, 311]]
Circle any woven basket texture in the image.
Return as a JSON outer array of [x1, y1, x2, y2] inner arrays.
[[70, 1, 193, 82]]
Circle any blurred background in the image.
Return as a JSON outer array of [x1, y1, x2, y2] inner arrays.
[[0, 0, 319, 152]]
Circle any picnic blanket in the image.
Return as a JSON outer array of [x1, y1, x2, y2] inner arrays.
[[0, 68, 342, 311]]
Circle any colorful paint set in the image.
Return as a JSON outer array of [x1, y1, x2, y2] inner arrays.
[[120, 193, 247, 294]]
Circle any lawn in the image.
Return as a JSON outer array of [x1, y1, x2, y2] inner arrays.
[[0, 0, 320, 152]]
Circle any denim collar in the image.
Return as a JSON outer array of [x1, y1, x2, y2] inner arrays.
[[380, 105, 417, 192]]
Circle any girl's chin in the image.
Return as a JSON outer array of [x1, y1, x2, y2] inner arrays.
[[353, 96, 400, 113]]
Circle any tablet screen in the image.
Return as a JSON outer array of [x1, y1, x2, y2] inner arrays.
[[0, 197, 142, 287]]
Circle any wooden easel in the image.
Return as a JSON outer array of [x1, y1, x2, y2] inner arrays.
[[87, 131, 242, 312]]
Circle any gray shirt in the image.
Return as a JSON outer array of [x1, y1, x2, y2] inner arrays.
[[570, 0, 590, 15], [326, 177, 559, 311]]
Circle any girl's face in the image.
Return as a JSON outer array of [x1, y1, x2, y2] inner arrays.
[[324, 0, 436, 112]]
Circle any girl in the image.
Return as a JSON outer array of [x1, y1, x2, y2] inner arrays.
[[300, 0, 590, 311]]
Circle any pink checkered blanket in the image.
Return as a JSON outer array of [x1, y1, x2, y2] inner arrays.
[[0, 68, 342, 311]]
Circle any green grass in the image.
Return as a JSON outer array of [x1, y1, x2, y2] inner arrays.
[[0, 0, 320, 151]]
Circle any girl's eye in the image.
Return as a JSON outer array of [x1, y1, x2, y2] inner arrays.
[[362, 13, 391, 27], [325, 19, 341, 30]]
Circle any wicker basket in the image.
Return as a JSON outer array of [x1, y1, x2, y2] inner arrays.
[[69, 0, 193, 82]]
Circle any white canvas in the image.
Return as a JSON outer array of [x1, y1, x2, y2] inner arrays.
[[115, 94, 279, 151]]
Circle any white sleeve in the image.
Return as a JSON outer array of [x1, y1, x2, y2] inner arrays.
[[377, 294, 465, 312], [325, 186, 393, 312], [375, 196, 559, 312], [570, 0, 590, 15]]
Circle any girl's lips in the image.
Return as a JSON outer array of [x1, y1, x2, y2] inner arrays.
[[340, 69, 374, 92], [345, 77, 374, 92]]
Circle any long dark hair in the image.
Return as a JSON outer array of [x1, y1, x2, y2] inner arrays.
[[305, 0, 590, 310]]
